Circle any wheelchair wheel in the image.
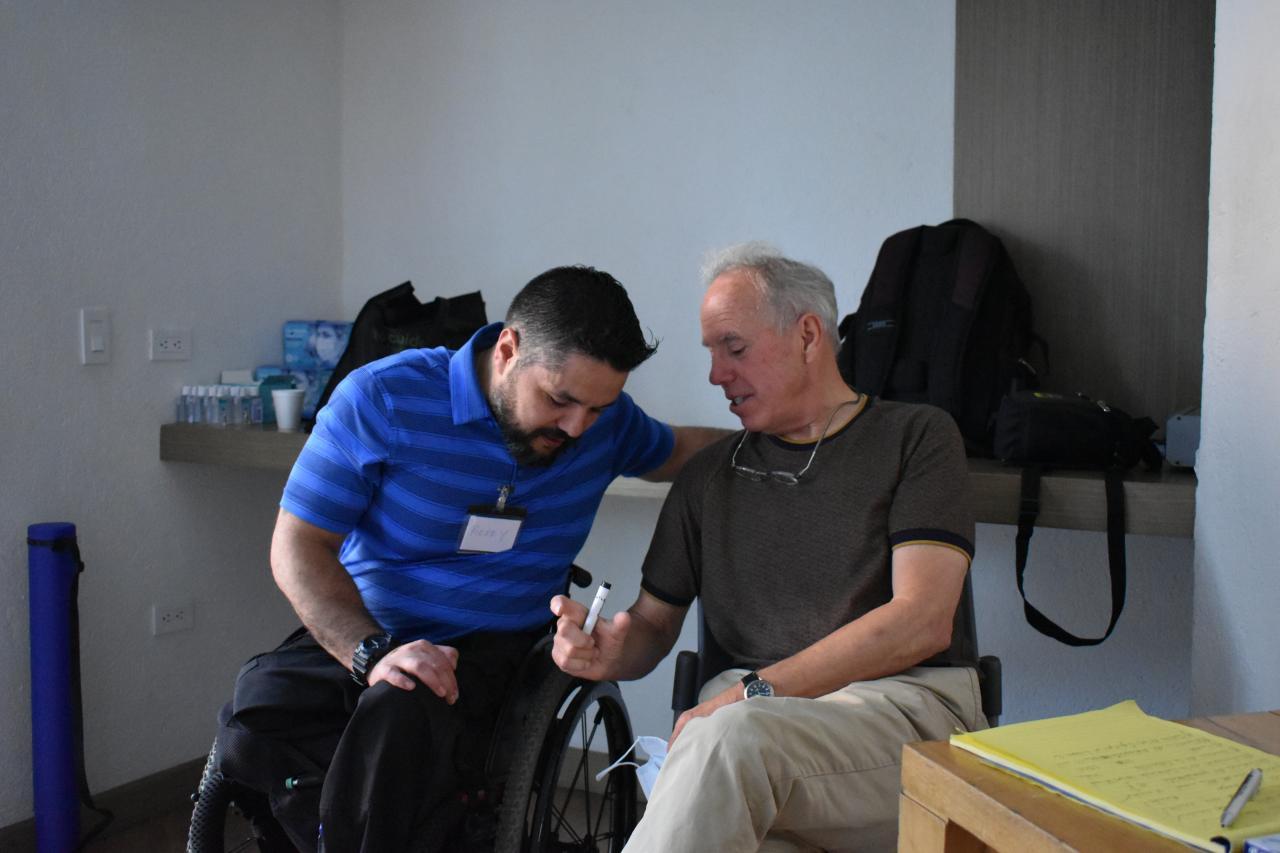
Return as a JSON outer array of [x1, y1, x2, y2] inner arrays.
[[493, 672, 638, 853], [188, 740, 296, 853]]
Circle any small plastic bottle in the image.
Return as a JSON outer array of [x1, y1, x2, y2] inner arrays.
[[176, 386, 189, 424], [246, 386, 263, 425], [195, 386, 211, 424], [184, 386, 200, 423], [228, 386, 244, 427], [218, 386, 233, 427], [205, 386, 223, 427]]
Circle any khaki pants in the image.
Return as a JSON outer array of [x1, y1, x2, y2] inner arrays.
[[623, 666, 985, 853]]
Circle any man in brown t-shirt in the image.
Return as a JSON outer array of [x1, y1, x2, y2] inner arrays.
[[551, 244, 986, 852]]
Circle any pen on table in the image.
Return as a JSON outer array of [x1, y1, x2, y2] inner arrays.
[[582, 581, 611, 635], [1220, 767, 1262, 828]]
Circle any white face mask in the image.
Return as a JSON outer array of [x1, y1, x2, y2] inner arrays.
[[594, 735, 668, 800]]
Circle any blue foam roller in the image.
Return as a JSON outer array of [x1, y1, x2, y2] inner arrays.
[[28, 521, 81, 853]]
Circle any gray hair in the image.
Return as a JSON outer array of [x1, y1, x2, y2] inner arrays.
[[701, 242, 840, 350]]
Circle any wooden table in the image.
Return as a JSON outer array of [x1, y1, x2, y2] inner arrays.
[[899, 709, 1280, 852]]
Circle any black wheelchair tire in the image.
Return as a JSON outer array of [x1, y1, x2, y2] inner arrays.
[[188, 740, 296, 853], [492, 673, 638, 853]]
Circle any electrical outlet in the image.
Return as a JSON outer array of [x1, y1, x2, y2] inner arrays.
[[152, 602, 194, 635], [149, 327, 192, 361]]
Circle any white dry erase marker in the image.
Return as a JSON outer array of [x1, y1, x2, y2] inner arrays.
[[1220, 767, 1263, 828], [582, 581, 611, 635]]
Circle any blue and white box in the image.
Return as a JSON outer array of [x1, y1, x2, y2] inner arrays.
[[283, 321, 351, 370]]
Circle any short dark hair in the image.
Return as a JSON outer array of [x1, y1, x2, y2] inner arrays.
[[505, 266, 658, 372]]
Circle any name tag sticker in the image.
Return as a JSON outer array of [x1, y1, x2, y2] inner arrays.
[[458, 512, 524, 553]]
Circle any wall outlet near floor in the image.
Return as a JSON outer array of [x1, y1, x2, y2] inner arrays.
[[152, 601, 194, 635]]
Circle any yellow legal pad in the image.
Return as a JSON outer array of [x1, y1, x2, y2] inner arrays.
[[950, 701, 1280, 851]]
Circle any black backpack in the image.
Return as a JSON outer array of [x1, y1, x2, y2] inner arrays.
[[312, 282, 488, 421], [837, 219, 1042, 454]]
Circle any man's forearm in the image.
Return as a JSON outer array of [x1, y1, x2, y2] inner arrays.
[[758, 598, 951, 699], [606, 603, 684, 681], [641, 425, 733, 482], [271, 520, 380, 669], [756, 545, 969, 699]]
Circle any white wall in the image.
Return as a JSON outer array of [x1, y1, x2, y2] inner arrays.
[[0, 1, 342, 826], [1190, 0, 1280, 715], [340, 0, 956, 428], [970, 527, 1192, 724]]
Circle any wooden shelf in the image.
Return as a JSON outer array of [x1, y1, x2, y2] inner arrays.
[[160, 423, 1196, 537], [161, 422, 307, 472]]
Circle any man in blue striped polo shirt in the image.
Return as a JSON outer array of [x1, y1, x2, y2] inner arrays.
[[218, 266, 723, 852]]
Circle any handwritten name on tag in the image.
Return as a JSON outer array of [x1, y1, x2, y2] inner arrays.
[[459, 513, 523, 553]]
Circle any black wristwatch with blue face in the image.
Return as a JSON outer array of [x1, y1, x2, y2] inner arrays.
[[741, 671, 775, 699], [351, 632, 394, 687]]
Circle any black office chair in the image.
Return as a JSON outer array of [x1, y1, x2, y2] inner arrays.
[[670, 573, 1002, 728]]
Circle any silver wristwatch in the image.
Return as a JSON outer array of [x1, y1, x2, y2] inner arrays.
[[741, 670, 775, 699]]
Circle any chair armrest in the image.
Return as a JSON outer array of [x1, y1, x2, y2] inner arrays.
[[671, 650, 700, 726], [979, 654, 1002, 726]]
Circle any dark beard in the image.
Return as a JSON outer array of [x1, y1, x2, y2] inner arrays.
[[489, 382, 577, 467]]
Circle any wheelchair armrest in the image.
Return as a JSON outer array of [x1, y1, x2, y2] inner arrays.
[[569, 564, 592, 589], [671, 650, 700, 726]]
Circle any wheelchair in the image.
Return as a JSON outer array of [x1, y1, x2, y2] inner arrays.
[[670, 573, 1002, 727], [188, 568, 638, 853]]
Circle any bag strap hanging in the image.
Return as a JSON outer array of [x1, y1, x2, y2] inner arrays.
[[1014, 465, 1128, 646]]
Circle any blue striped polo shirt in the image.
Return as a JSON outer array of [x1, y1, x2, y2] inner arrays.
[[280, 323, 674, 643]]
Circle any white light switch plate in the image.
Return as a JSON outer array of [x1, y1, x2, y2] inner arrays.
[[80, 307, 110, 365]]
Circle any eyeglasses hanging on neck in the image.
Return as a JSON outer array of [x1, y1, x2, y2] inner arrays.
[[730, 398, 860, 485]]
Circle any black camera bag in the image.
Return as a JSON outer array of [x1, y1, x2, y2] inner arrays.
[[993, 391, 1161, 646]]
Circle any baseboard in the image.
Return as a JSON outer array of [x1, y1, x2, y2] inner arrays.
[[1, 748, 622, 846], [0, 754, 207, 848]]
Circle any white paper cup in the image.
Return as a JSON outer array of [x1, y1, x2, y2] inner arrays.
[[272, 388, 305, 432]]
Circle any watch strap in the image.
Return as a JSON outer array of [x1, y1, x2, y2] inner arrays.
[[741, 670, 775, 698], [351, 632, 394, 687]]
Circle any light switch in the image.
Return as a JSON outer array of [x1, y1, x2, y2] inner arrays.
[[80, 307, 110, 365]]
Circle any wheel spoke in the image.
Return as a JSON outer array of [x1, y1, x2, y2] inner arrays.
[[547, 798, 583, 844], [591, 774, 616, 841], [577, 709, 595, 838]]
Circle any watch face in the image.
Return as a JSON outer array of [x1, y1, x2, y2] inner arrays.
[[744, 679, 774, 698]]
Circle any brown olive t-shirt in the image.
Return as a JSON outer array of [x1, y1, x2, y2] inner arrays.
[[640, 397, 975, 672]]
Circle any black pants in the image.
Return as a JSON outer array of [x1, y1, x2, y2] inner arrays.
[[218, 627, 543, 853]]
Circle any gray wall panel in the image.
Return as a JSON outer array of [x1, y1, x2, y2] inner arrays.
[[955, 0, 1214, 425]]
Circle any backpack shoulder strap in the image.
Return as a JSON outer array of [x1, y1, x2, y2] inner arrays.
[[851, 225, 924, 394], [928, 221, 1000, 416]]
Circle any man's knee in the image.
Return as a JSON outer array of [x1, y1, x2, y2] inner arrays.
[[348, 679, 463, 753], [676, 701, 781, 770], [675, 699, 886, 781], [357, 678, 446, 717]]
